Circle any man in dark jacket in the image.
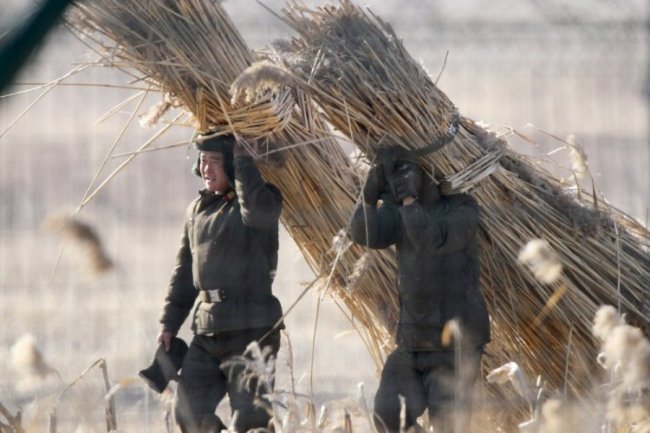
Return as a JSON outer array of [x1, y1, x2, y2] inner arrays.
[[157, 132, 283, 433], [349, 158, 490, 433]]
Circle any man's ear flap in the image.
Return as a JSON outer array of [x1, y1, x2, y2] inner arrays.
[[192, 156, 201, 177]]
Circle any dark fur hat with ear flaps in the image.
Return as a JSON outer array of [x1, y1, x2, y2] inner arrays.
[[191, 131, 236, 180]]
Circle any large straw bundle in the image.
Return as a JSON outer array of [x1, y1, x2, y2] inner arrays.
[[70, 0, 404, 366], [274, 0, 650, 397], [70, 0, 650, 415]]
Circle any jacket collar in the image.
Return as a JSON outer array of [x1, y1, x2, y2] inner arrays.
[[198, 188, 236, 204]]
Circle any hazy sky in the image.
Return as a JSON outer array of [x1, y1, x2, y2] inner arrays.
[[1, 0, 646, 31]]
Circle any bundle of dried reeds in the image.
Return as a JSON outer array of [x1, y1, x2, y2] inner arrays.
[[70, 0, 650, 414], [70, 0, 401, 366], [275, 0, 650, 397]]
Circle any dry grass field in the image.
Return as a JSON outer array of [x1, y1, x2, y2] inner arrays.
[[0, 1, 648, 432]]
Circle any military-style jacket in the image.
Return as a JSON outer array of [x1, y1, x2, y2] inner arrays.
[[159, 156, 283, 335], [350, 192, 490, 351]]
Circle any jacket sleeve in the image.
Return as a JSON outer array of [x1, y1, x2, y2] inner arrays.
[[399, 194, 479, 254], [234, 156, 283, 229], [159, 210, 198, 334], [349, 194, 401, 249]]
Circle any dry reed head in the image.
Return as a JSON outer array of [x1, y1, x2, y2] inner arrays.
[[607, 397, 650, 433], [538, 399, 566, 433], [344, 254, 368, 293], [139, 94, 173, 129], [10, 334, 59, 394], [330, 228, 352, 256], [566, 134, 589, 180], [592, 306, 650, 431], [517, 239, 563, 285], [486, 362, 532, 403], [593, 305, 624, 342], [221, 340, 276, 397], [230, 61, 296, 106], [600, 318, 650, 388], [348, 148, 371, 181], [43, 213, 114, 276]]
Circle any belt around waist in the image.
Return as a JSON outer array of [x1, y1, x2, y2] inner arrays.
[[198, 288, 271, 303]]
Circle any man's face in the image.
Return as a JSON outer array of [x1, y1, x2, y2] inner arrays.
[[199, 151, 229, 192]]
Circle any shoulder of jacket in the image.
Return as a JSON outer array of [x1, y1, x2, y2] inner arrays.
[[185, 197, 201, 215], [447, 193, 478, 206], [265, 182, 282, 196]]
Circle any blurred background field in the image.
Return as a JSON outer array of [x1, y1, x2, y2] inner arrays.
[[0, 0, 648, 431]]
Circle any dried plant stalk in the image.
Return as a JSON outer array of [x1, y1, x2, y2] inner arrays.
[[99, 360, 118, 432]]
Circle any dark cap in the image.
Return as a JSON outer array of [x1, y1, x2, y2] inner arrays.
[[138, 337, 188, 393], [194, 131, 236, 153], [192, 131, 235, 179]]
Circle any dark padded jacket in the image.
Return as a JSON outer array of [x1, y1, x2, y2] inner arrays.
[[350, 191, 490, 351], [159, 156, 283, 335]]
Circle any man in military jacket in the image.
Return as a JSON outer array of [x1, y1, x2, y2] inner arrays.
[[157, 132, 283, 433], [349, 158, 490, 433]]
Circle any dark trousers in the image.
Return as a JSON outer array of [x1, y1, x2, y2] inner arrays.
[[174, 327, 281, 433], [373, 346, 483, 433]]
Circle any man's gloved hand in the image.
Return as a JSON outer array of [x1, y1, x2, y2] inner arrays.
[[233, 138, 263, 158], [384, 160, 423, 203], [233, 140, 251, 158], [362, 164, 386, 205]]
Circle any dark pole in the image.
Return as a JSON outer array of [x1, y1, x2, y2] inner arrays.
[[647, 0, 650, 230], [0, 0, 74, 93]]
